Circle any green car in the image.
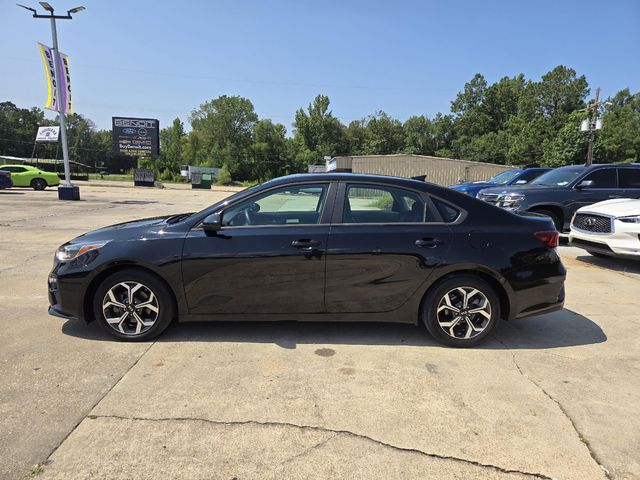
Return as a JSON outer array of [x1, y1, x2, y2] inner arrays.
[[0, 164, 61, 190]]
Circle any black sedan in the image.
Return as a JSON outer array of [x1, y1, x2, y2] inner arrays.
[[48, 173, 566, 347]]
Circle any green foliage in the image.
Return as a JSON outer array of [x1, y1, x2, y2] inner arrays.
[[292, 94, 347, 168], [369, 194, 394, 210], [216, 164, 233, 185]]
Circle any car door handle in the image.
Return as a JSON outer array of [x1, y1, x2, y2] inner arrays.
[[291, 239, 321, 248], [415, 238, 442, 248]]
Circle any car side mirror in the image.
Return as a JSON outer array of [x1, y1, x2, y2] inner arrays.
[[576, 180, 594, 190], [202, 213, 222, 234], [514, 180, 527, 185]]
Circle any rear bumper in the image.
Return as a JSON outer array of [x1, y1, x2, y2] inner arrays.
[[513, 285, 565, 319], [509, 269, 566, 320]]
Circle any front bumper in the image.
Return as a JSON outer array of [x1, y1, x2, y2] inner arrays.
[[48, 269, 87, 322], [48, 304, 78, 321], [569, 224, 640, 258]]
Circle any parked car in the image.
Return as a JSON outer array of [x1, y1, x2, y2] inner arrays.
[[477, 163, 640, 231], [449, 167, 550, 197], [0, 169, 12, 189], [48, 173, 565, 347], [569, 198, 640, 259], [0, 164, 60, 190]]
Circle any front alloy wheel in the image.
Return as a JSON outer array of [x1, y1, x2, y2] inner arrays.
[[31, 178, 47, 190], [102, 281, 159, 335], [93, 269, 175, 341]]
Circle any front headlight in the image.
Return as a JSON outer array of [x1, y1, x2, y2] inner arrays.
[[56, 241, 109, 262], [499, 194, 525, 208], [617, 215, 640, 224]]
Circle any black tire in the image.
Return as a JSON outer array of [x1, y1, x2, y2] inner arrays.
[[532, 208, 562, 231], [92, 269, 175, 341], [31, 178, 47, 191], [421, 275, 501, 348]]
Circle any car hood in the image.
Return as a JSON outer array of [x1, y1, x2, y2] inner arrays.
[[577, 198, 640, 217], [450, 182, 496, 191], [479, 185, 555, 195], [71, 214, 179, 243]]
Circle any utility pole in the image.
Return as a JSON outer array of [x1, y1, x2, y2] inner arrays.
[[18, 2, 85, 200], [582, 87, 605, 166]]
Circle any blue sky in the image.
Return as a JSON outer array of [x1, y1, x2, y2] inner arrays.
[[1, 0, 639, 131]]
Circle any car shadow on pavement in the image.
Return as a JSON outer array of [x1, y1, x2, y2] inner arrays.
[[61, 308, 606, 350], [575, 254, 640, 276]]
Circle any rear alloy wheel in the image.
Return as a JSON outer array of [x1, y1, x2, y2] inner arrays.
[[93, 270, 175, 341], [31, 178, 47, 191], [422, 275, 500, 347]]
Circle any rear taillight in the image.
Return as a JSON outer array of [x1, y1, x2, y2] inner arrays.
[[0, 172, 10, 178], [534, 230, 559, 249]]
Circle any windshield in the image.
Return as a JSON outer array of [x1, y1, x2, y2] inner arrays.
[[489, 169, 521, 185], [530, 167, 584, 186]]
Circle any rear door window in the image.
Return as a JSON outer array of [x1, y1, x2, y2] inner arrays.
[[619, 168, 640, 188], [343, 184, 427, 224]]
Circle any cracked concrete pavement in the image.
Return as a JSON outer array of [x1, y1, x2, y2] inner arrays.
[[1, 183, 638, 479]]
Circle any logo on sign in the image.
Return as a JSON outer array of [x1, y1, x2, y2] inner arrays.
[[122, 128, 136, 135], [138, 128, 148, 137]]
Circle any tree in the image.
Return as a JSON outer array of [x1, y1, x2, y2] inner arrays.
[[0, 102, 46, 158], [250, 119, 289, 180], [403, 115, 434, 155], [541, 111, 589, 167], [189, 95, 258, 179], [363, 111, 405, 154], [537, 66, 589, 123], [597, 89, 640, 163], [157, 117, 185, 180], [292, 94, 347, 167]]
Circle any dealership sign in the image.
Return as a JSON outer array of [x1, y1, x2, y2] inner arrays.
[[35, 126, 60, 142], [112, 117, 159, 157]]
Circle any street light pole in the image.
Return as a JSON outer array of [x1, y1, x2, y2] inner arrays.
[[586, 87, 600, 166], [17, 2, 85, 199], [48, 15, 72, 186]]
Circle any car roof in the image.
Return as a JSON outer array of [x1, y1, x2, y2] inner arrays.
[[555, 163, 640, 170], [0, 164, 35, 169], [266, 172, 436, 189]]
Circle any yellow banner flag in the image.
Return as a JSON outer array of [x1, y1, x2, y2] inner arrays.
[[37, 42, 58, 112]]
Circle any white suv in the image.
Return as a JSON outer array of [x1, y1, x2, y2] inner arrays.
[[569, 198, 640, 259]]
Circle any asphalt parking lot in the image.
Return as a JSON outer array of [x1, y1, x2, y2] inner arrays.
[[1, 182, 639, 480]]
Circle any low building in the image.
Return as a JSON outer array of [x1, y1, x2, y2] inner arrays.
[[328, 154, 513, 186]]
